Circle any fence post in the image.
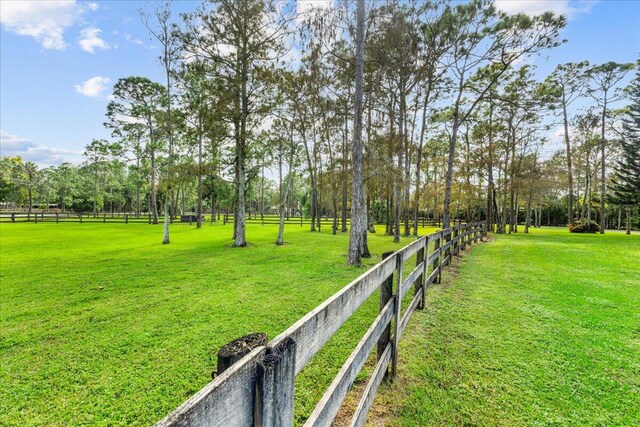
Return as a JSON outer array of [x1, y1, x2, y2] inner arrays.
[[453, 226, 459, 256], [103, 213, 106, 223], [35, 212, 38, 223], [475, 223, 479, 243], [56, 213, 59, 223], [415, 238, 425, 310], [148, 212, 151, 224], [11, 213, 15, 223], [433, 231, 442, 284], [79, 213, 82, 223], [464, 223, 469, 249], [254, 337, 296, 427], [378, 251, 394, 376], [421, 235, 431, 303], [125, 214, 128, 224], [391, 252, 404, 380]]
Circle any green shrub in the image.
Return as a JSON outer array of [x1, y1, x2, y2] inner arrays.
[[569, 221, 600, 233]]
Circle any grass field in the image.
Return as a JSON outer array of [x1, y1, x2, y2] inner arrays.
[[376, 227, 640, 426], [0, 221, 433, 426], [2, 224, 638, 426]]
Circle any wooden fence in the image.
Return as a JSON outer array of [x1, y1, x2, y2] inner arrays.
[[0, 212, 339, 226], [155, 221, 487, 427], [0, 212, 450, 229]]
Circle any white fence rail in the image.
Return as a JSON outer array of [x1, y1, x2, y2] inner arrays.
[[155, 222, 488, 427]]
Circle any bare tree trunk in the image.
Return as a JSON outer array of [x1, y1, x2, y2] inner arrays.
[[599, 97, 607, 234], [617, 207, 622, 230], [626, 207, 631, 235], [524, 191, 532, 233], [135, 155, 141, 217], [394, 88, 406, 243], [347, 0, 366, 265], [443, 121, 459, 230], [150, 150, 159, 224], [193, 114, 202, 228], [562, 100, 574, 226]]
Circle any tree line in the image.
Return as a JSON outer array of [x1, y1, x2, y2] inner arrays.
[[1, 0, 638, 263]]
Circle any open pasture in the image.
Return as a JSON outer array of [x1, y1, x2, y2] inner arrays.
[[0, 221, 433, 426]]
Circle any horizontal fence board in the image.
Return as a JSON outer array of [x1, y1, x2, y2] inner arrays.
[[349, 342, 393, 427], [154, 346, 266, 427], [152, 222, 487, 427], [398, 288, 423, 340], [427, 248, 441, 265], [396, 236, 426, 260], [270, 254, 397, 375], [304, 299, 395, 427], [425, 269, 439, 288], [400, 261, 424, 301]]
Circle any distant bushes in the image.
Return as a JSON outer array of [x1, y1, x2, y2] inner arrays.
[[569, 221, 600, 233]]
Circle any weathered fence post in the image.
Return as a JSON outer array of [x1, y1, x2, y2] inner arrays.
[[391, 252, 404, 379], [148, 212, 151, 224], [474, 223, 479, 243], [453, 226, 459, 256], [415, 239, 425, 310], [464, 223, 469, 249], [378, 251, 394, 374], [11, 213, 15, 223], [216, 333, 268, 377], [103, 213, 106, 223], [254, 337, 296, 427], [34, 212, 38, 223], [433, 231, 442, 284], [125, 214, 128, 224], [422, 234, 431, 297], [79, 213, 82, 223], [56, 213, 59, 223]]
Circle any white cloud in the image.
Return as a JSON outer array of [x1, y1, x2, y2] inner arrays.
[[88, 3, 99, 12], [0, 0, 90, 50], [0, 130, 82, 166], [74, 76, 111, 97], [494, 0, 598, 20], [78, 27, 110, 53], [123, 33, 143, 45]]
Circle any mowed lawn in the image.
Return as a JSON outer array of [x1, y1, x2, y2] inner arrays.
[[0, 220, 433, 426], [377, 227, 640, 426]]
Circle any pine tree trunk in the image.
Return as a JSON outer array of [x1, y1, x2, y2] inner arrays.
[[347, 0, 366, 265]]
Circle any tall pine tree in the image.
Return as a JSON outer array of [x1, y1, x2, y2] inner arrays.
[[610, 58, 640, 234]]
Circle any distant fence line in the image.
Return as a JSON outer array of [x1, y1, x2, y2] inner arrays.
[[155, 221, 488, 427], [0, 212, 450, 228]]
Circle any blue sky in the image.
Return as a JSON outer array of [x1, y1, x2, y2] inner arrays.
[[1, 0, 638, 166]]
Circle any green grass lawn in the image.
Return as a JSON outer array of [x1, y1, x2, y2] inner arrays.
[[376, 227, 640, 426], [0, 221, 433, 426]]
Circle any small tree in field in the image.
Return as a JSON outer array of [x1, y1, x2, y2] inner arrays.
[[587, 61, 634, 234]]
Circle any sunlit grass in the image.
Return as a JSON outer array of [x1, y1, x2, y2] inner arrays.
[[378, 227, 640, 426], [0, 221, 435, 426]]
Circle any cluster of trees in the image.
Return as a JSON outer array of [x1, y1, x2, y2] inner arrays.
[[1, 0, 638, 262]]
